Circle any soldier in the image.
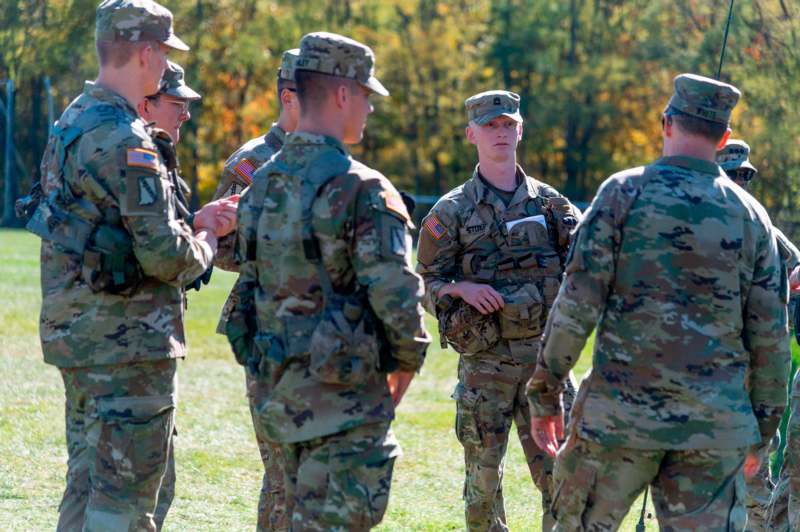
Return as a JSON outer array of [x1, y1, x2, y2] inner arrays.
[[416, 90, 580, 531], [528, 73, 791, 530], [226, 32, 430, 530], [30, 1, 238, 530], [137, 59, 202, 530], [213, 48, 300, 532]]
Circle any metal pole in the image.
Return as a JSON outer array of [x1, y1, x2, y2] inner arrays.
[[2, 78, 15, 226], [716, 0, 735, 80], [44, 75, 55, 136]]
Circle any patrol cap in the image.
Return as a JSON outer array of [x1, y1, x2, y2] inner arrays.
[[296, 32, 388, 96], [278, 48, 300, 82], [716, 139, 757, 173], [157, 61, 200, 100], [96, 0, 189, 51], [465, 90, 523, 125], [665, 73, 740, 125]]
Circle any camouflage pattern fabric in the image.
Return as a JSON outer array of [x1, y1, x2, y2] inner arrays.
[[416, 165, 580, 531], [39, 82, 214, 368], [281, 421, 399, 531], [157, 60, 200, 100], [665, 73, 741, 124], [552, 435, 748, 531], [464, 90, 522, 125], [95, 0, 189, 50], [769, 370, 800, 531], [56, 360, 176, 532], [154, 434, 176, 530], [233, 131, 429, 526]]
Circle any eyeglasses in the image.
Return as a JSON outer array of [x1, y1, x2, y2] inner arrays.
[[730, 168, 756, 182], [164, 98, 191, 114]]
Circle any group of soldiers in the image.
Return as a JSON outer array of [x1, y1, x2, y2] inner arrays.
[[22, 0, 800, 530]]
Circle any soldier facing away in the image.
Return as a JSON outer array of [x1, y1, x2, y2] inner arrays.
[[30, 1, 237, 530], [226, 32, 430, 530], [213, 48, 301, 532], [416, 90, 580, 531], [528, 73, 791, 530], [136, 58, 203, 530]]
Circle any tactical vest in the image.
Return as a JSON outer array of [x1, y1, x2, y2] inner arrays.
[[229, 147, 394, 385], [26, 103, 142, 293]]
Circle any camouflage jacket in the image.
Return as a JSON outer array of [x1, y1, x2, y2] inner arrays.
[[39, 82, 213, 368], [416, 165, 580, 364], [212, 124, 288, 273], [214, 125, 286, 334], [528, 156, 791, 450], [775, 227, 800, 272], [234, 132, 430, 443]]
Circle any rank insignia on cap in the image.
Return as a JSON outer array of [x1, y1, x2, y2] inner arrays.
[[233, 159, 256, 185], [127, 148, 159, 171], [423, 214, 446, 240], [380, 190, 409, 221]]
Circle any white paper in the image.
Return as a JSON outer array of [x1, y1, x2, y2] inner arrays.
[[505, 214, 547, 232]]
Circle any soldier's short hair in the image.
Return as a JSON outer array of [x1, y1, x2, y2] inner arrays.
[[96, 39, 155, 68], [666, 108, 728, 143], [295, 70, 359, 115]]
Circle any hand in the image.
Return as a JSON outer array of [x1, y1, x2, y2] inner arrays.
[[790, 266, 800, 294], [387, 370, 415, 407], [744, 451, 761, 480], [531, 414, 564, 458], [194, 195, 239, 237], [453, 281, 505, 315]]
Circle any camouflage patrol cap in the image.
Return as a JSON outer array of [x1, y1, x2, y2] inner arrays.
[[665, 73, 740, 125], [465, 90, 523, 125], [157, 61, 200, 100], [96, 0, 189, 51], [278, 48, 300, 82], [296, 32, 389, 96], [716, 139, 757, 173]]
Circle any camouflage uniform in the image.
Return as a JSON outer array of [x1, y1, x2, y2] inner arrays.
[[32, 2, 207, 530], [416, 91, 580, 531], [528, 74, 791, 531], [717, 139, 800, 532], [214, 48, 299, 532], [228, 32, 429, 531]]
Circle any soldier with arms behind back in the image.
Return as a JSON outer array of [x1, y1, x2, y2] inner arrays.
[[214, 48, 300, 532], [31, 1, 237, 529], [528, 74, 791, 530], [416, 90, 580, 531], [227, 32, 430, 530]]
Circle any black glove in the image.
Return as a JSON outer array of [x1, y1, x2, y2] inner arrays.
[[186, 266, 213, 292]]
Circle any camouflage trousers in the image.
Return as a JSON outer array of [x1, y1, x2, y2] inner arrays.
[[280, 421, 400, 531], [153, 426, 176, 530], [454, 355, 572, 532], [246, 369, 289, 531], [766, 378, 800, 532], [552, 435, 748, 531], [56, 359, 177, 532]]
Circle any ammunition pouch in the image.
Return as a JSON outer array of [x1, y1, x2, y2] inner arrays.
[[82, 223, 143, 294], [438, 296, 500, 354], [497, 283, 545, 339], [15, 182, 43, 222], [309, 293, 381, 387]]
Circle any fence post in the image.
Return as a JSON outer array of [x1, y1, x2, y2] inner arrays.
[[2, 78, 15, 226], [44, 75, 54, 136]]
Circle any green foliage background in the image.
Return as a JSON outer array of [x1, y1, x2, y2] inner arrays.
[[1, 1, 798, 235]]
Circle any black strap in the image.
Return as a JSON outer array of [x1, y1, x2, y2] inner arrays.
[[636, 485, 649, 531]]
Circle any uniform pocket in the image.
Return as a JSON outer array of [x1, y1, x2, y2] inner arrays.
[[497, 283, 545, 339], [309, 304, 379, 387], [453, 385, 482, 448], [441, 299, 500, 354]]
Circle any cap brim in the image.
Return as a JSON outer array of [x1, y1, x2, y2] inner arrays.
[[166, 86, 201, 101], [164, 33, 190, 51], [473, 110, 523, 126], [363, 76, 389, 97]]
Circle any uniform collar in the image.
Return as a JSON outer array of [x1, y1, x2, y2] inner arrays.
[[83, 81, 138, 117], [655, 155, 722, 176], [285, 131, 349, 154], [266, 123, 287, 145], [465, 164, 535, 211]]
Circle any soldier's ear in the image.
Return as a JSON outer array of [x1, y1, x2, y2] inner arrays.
[[137, 99, 149, 119], [517, 122, 523, 141], [466, 124, 477, 146]]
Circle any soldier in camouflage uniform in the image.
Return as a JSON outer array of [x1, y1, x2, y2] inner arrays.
[[416, 90, 580, 531], [137, 59, 202, 530], [31, 2, 238, 530], [227, 32, 430, 530], [528, 74, 791, 531]]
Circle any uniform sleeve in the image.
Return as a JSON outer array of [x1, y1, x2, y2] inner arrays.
[[527, 179, 620, 417], [415, 201, 461, 315], [99, 136, 212, 287], [351, 177, 431, 372], [745, 221, 791, 441], [230, 186, 258, 331], [211, 160, 249, 201]]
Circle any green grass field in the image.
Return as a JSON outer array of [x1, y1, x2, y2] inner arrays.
[[1, 228, 796, 531]]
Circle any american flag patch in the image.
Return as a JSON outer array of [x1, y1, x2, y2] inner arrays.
[[127, 148, 159, 171], [423, 214, 446, 240], [233, 159, 256, 185]]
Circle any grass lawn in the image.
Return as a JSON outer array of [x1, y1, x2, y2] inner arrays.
[[1, 228, 797, 531]]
